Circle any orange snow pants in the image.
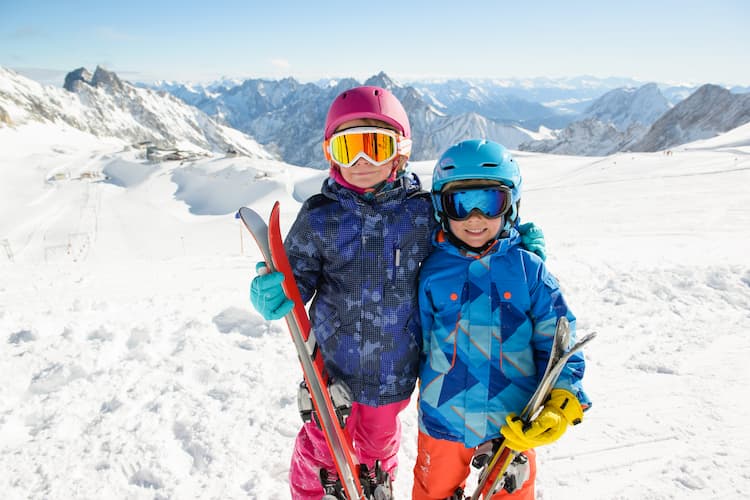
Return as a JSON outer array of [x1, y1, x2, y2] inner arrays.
[[412, 431, 537, 500]]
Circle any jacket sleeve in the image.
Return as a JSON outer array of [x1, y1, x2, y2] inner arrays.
[[527, 256, 591, 409], [283, 207, 322, 304]]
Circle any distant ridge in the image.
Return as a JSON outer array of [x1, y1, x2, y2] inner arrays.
[[3, 65, 750, 164]]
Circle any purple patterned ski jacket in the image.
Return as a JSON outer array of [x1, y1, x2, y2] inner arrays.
[[284, 173, 435, 406]]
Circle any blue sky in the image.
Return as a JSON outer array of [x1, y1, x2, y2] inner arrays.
[[1, 0, 748, 86]]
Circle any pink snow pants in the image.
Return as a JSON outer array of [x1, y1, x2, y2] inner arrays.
[[288, 398, 410, 499]]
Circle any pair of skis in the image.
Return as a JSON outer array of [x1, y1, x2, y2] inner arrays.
[[238, 203, 390, 500], [468, 317, 596, 499]]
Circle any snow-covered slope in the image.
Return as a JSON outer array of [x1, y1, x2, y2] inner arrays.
[[1, 121, 749, 499]]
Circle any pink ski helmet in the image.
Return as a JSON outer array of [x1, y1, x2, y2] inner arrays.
[[324, 86, 411, 140]]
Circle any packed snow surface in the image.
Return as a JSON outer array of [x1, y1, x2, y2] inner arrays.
[[1, 122, 749, 499]]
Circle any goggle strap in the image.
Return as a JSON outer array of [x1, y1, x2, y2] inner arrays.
[[398, 137, 412, 156]]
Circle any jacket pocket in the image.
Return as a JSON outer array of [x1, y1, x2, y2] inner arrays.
[[428, 301, 462, 374]]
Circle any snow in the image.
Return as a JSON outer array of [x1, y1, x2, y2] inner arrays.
[[1, 121, 749, 499]]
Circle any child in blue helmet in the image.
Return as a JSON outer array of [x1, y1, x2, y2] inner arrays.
[[248, 87, 547, 499], [412, 139, 591, 499]]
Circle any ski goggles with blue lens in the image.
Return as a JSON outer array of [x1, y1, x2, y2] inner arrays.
[[325, 127, 411, 168], [441, 186, 512, 220]]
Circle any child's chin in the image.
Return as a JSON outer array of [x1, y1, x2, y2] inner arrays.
[[462, 238, 490, 247]]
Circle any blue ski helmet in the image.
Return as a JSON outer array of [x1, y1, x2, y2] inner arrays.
[[431, 139, 522, 229]]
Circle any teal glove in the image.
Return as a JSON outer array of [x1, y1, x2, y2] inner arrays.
[[517, 222, 546, 261], [250, 262, 294, 320]]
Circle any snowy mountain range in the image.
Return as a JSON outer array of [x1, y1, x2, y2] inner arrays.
[[0, 66, 272, 160], [519, 84, 672, 155], [145, 72, 548, 168], [520, 82, 750, 156], [404, 78, 574, 129], [140, 72, 750, 165], [3, 65, 750, 167]]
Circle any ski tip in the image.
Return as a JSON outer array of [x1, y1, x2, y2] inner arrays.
[[581, 331, 597, 343], [237, 206, 255, 219], [270, 201, 281, 221]]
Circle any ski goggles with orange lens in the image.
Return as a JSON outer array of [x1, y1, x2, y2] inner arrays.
[[441, 186, 512, 220], [325, 127, 412, 168]]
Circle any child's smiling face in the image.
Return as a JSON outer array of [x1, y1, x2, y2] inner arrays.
[[447, 212, 504, 249]]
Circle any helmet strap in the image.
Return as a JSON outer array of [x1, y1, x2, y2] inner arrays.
[[386, 156, 407, 183], [329, 164, 367, 194], [504, 201, 520, 231]]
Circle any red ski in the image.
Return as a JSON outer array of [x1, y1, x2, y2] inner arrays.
[[238, 203, 366, 499]]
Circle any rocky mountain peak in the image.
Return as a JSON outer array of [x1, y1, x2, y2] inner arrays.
[[630, 84, 750, 151], [91, 66, 125, 91], [364, 71, 397, 90], [63, 66, 125, 93], [63, 67, 93, 92], [583, 83, 670, 131]]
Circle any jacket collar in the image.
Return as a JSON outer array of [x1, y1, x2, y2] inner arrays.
[[434, 227, 521, 259], [321, 172, 424, 206]]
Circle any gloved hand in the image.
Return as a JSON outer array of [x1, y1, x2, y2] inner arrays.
[[517, 222, 546, 261], [500, 388, 582, 451], [249, 262, 294, 320]]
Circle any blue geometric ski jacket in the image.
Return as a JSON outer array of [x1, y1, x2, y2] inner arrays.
[[284, 173, 435, 406], [418, 229, 590, 448]]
